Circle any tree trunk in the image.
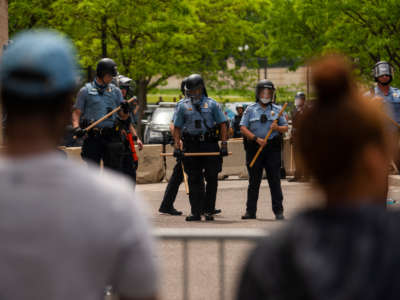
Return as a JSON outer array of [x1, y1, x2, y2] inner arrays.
[[136, 79, 148, 138]]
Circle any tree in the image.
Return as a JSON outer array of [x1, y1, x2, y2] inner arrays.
[[50, 0, 263, 131]]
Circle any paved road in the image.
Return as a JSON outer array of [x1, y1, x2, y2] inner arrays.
[[137, 178, 400, 300]]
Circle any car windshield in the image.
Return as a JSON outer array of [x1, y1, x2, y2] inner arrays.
[[152, 108, 175, 125]]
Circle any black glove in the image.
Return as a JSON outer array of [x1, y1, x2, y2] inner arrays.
[[121, 100, 130, 114], [220, 142, 228, 157], [73, 127, 86, 138], [173, 148, 185, 161]]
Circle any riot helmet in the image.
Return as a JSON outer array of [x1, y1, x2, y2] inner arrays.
[[96, 58, 118, 78], [117, 75, 135, 99], [255, 80, 275, 105], [236, 103, 244, 115], [295, 91, 306, 99], [373, 61, 393, 85], [185, 74, 208, 104]]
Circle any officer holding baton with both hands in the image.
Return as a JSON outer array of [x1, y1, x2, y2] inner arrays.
[[240, 80, 288, 220]]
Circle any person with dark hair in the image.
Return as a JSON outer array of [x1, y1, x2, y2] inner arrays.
[[0, 30, 158, 300], [72, 58, 142, 177], [173, 74, 228, 221], [240, 80, 288, 220], [237, 54, 397, 300]]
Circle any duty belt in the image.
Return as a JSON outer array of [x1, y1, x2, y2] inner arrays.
[[182, 132, 219, 143], [89, 127, 117, 138]]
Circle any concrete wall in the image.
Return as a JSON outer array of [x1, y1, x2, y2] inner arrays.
[[157, 67, 307, 90], [0, 0, 7, 54], [64, 138, 295, 184]]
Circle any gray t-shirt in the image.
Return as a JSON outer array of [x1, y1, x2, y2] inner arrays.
[[237, 205, 400, 300], [0, 152, 157, 300]]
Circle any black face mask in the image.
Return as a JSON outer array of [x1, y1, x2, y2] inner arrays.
[[380, 80, 391, 86]]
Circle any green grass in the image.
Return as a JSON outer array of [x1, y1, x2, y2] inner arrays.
[[147, 87, 298, 105]]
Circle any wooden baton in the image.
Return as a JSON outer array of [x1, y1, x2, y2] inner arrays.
[[84, 97, 137, 131], [181, 162, 190, 195], [160, 152, 232, 157], [249, 103, 288, 168]]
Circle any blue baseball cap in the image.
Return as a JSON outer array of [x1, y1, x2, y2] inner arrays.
[[0, 30, 78, 98]]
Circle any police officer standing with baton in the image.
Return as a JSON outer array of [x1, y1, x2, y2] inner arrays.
[[240, 80, 288, 220], [173, 74, 228, 221], [72, 58, 142, 174]]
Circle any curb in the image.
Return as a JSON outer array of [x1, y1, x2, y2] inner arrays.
[[389, 175, 400, 187]]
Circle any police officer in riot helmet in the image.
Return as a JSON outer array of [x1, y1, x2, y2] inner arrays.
[[240, 80, 288, 220], [372, 61, 400, 123], [230, 104, 244, 138], [173, 74, 228, 221], [72, 58, 142, 179], [371, 61, 400, 170]]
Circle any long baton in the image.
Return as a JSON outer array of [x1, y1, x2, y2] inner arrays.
[[84, 97, 137, 132], [249, 103, 288, 168], [181, 163, 190, 195], [160, 152, 232, 157]]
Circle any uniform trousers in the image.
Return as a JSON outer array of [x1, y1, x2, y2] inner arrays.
[[183, 141, 222, 216], [82, 131, 136, 186], [159, 161, 184, 210], [245, 139, 284, 215]]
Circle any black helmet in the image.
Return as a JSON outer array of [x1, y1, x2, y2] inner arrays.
[[185, 74, 208, 98], [180, 77, 188, 95], [295, 91, 306, 99], [96, 58, 118, 78], [255, 80, 275, 102], [373, 61, 393, 84]]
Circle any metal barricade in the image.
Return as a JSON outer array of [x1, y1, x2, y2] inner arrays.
[[154, 228, 268, 300]]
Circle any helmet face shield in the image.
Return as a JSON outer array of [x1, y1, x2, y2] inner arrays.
[[186, 86, 203, 103], [258, 88, 274, 104], [375, 62, 391, 78], [374, 61, 393, 85]]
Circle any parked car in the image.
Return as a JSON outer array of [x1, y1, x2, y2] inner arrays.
[[143, 102, 176, 144]]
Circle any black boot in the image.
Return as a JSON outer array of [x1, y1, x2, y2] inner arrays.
[[241, 212, 256, 220], [185, 215, 201, 222]]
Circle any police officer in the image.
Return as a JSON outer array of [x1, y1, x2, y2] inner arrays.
[[240, 80, 288, 220], [158, 78, 188, 215], [289, 91, 308, 182], [230, 104, 244, 138], [173, 74, 228, 221], [372, 61, 400, 123], [72, 58, 142, 174], [371, 61, 400, 170], [117, 75, 140, 124]]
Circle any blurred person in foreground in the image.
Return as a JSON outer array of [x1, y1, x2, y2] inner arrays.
[[0, 30, 157, 300], [237, 54, 398, 300]]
